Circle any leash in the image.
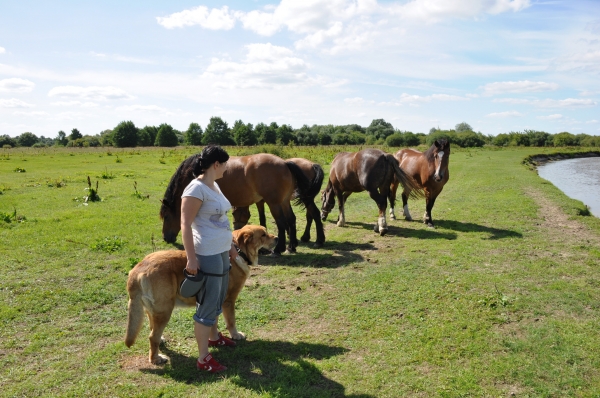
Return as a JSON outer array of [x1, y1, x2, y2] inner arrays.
[[233, 243, 251, 265]]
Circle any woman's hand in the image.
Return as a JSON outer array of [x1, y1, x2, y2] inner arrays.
[[185, 258, 200, 275], [229, 243, 239, 262]]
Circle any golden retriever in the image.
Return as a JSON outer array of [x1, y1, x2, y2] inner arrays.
[[125, 225, 278, 364]]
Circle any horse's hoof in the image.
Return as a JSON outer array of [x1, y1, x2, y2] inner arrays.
[[373, 225, 379, 233], [286, 247, 297, 253], [379, 228, 388, 236], [313, 241, 324, 249], [405, 217, 413, 222], [337, 222, 345, 227], [426, 223, 435, 229], [300, 235, 310, 243]]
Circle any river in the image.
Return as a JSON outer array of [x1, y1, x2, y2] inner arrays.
[[537, 157, 600, 217]]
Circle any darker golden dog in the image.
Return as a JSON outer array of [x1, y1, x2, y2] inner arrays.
[[125, 225, 278, 364]]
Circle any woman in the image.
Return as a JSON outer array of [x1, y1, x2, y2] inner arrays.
[[181, 144, 238, 373]]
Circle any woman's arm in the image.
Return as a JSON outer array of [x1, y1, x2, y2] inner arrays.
[[181, 196, 203, 275]]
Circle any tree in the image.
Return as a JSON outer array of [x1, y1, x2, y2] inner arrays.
[[184, 122, 203, 146], [455, 122, 473, 133], [276, 124, 295, 145], [70, 128, 82, 141], [386, 133, 405, 147], [203, 117, 234, 145], [256, 122, 277, 144], [137, 129, 152, 146], [231, 120, 256, 146], [0, 134, 17, 148], [17, 132, 39, 147], [112, 120, 138, 147], [366, 119, 394, 140], [56, 130, 69, 146], [553, 132, 577, 147], [155, 123, 179, 147]]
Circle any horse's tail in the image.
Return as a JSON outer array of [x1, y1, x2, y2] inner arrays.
[[291, 163, 324, 209], [386, 154, 424, 200], [124, 273, 145, 348], [285, 161, 315, 209]]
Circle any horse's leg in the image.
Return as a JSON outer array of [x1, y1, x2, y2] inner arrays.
[[282, 203, 297, 253], [402, 190, 413, 221], [300, 205, 312, 243], [369, 189, 388, 236], [424, 194, 437, 228], [268, 204, 288, 255], [389, 179, 399, 221], [232, 206, 251, 230], [256, 200, 267, 228], [309, 201, 325, 248], [337, 191, 350, 227]]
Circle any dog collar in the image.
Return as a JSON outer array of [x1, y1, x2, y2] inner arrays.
[[233, 243, 251, 265]]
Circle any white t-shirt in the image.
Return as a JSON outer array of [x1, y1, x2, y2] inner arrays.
[[181, 179, 233, 256]]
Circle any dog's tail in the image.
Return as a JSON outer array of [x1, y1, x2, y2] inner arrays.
[[125, 273, 145, 348]]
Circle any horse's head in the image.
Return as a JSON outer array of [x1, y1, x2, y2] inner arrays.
[[320, 188, 335, 221], [433, 139, 450, 182], [160, 198, 181, 244]]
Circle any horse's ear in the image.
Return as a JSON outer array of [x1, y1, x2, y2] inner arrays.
[[434, 140, 442, 149]]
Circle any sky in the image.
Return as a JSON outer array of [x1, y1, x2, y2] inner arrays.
[[1, 0, 599, 138]]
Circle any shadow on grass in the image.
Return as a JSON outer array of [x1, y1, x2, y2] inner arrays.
[[142, 339, 373, 398], [341, 221, 458, 240], [434, 219, 522, 240], [259, 240, 376, 268]]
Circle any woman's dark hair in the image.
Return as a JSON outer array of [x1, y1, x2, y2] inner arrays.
[[192, 144, 230, 176]]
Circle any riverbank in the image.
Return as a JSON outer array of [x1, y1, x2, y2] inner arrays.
[[523, 149, 600, 166]]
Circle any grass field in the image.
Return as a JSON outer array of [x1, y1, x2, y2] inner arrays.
[[1, 145, 600, 397]]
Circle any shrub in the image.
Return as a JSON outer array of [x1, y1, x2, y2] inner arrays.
[[155, 124, 179, 147], [553, 132, 577, 147], [112, 121, 138, 148]]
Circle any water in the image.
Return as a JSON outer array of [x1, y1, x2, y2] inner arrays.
[[537, 157, 600, 217]]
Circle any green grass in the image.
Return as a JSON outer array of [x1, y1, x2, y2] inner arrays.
[[1, 145, 600, 397]]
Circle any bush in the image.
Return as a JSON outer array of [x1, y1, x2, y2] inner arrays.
[[386, 133, 405, 147], [455, 131, 485, 148], [184, 122, 203, 146], [17, 132, 39, 147], [553, 132, 577, 147], [155, 123, 179, 147], [112, 121, 138, 148]]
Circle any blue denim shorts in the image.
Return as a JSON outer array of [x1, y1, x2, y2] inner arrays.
[[193, 251, 230, 327]]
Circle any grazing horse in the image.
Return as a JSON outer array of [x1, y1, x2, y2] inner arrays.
[[388, 139, 450, 228], [160, 153, 315, 255], [232, 158, 325, 248], [320, 149, 423, 236]]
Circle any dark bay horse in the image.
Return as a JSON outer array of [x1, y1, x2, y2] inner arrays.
[[320, 149, 423, 236], [160, 153, 318, 254], [232, 157, 325, 248], [389, 139, 450, 228]]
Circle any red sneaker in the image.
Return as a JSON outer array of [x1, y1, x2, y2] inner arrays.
[[196, 353, 227, 373], [208, 332, 237, 347]]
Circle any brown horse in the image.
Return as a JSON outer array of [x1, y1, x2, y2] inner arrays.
[[232, 158, 325, 248], [389, 139, 450, 228], [320, 148, 422, 236], [160, 153, 316, 255]]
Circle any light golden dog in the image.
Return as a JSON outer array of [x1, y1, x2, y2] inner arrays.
[[125, 225, 278, 364]]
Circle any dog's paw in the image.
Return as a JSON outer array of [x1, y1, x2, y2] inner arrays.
[[151, 354, 169, 365]]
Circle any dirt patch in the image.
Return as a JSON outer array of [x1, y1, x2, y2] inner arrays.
[[525, 189, 600, 247], [119, 354, 163, 371]]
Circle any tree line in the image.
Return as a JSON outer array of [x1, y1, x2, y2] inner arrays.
[[2, 118, 599, 149]]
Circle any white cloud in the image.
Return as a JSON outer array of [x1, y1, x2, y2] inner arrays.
[[379, 92, 470, 106], [48, 86, 134, 101], [495, 97, 597, 108], [90, 51, 153, 64], [157, 6, 236, 30], [0, 47, 5, 54], [486, 111, 524, 118], [115, 104, 172, 114], [51, 101, 98, 108], [12, 111, 48, 117], [0, 78, 35, 93], [538, 114, 563, 120], [0, 98, 34, 108], [551, 50, 600, 74], [391, 0, 531, 23], [482, 80, 559, 95], [201, 43, 313, 89], [344, 97, 365, 104]]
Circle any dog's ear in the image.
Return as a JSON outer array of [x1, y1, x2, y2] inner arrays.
[[241, 231, 253, 246]]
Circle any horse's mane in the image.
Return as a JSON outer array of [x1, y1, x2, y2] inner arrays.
[[159, 154, 198, 219], [423, 139, 449, 163]]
